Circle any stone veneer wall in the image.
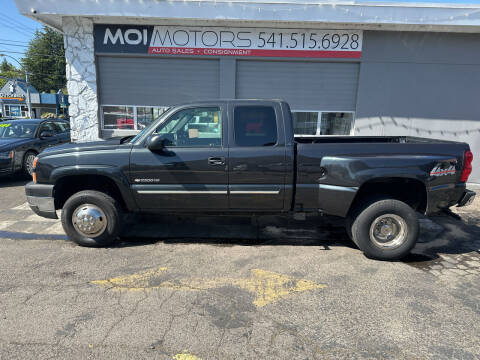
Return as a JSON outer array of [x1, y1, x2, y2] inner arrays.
[[63, 17, 100, 142]]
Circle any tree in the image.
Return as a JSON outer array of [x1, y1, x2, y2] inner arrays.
[[1, 59, 16, 72], [0, 59, 23, 89], [22, 26, 66, 93]]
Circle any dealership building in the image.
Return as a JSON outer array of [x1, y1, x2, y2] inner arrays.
[[14, 0, 480, 182]]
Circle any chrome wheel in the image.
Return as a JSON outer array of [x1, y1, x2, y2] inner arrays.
[[25, 154, 36, 176], [72, 204, 107, 238], [369, 214, 407, 249]]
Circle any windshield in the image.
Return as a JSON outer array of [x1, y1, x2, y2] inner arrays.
[[0, 123, 37, 139], [129, 107, 171, 143]]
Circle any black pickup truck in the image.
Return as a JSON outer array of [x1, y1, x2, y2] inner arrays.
[[25, 100, 475, 260]]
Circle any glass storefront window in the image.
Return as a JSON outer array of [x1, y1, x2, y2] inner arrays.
[[21, 105, 28, 117], [102, 105, 169, 131], [292, 111, 354, 135], [3, 105, 30, 118], [292, 112, 318, 135], [102, 106, 134, 129], [8, 105, 21, 117], [101, 105, 354, 136], [137, 106, 169, 130], [320, 112, 354, 135]]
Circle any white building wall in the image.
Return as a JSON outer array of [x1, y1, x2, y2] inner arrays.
[[63, 16, 100, 142]]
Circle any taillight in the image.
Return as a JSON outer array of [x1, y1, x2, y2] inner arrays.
[[460, 150, 473, 182]]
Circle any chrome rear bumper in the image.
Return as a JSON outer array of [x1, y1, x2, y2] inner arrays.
[[457, 189, 476, 207]]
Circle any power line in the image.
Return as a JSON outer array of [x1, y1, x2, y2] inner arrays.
[[0, 38, 30, 45], [0, 49, 25, 55], [1, 70, 65, 77], [0, 13, 37, 33], [0, 50, 65, 59], [0, 21, 35, 37], [0, 23, 34, 38], [0, 42, 29, 48], [0, 14, 37, 33]]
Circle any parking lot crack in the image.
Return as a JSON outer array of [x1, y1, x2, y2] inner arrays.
[[100, 290, 149, 345], [21, 285, 45, 305]]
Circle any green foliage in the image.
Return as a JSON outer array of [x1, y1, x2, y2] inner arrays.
[[22, 27, 66, 93], [0, 59, 23, 89], [41, 112, 57, 119], [1, 59, 16, 72]]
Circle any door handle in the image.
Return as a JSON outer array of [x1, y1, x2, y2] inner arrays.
[[208, 157, 225, 166]]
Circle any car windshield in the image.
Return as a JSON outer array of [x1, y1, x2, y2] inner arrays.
[[0, 123, 37, 139]]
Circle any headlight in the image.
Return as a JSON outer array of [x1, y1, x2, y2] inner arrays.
[[0, 151, 14, 159]]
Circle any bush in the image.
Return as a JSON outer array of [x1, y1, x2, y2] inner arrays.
[[41, 112, 57, 119]]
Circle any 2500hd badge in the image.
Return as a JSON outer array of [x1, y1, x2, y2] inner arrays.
[[25, 100, 475, 261]]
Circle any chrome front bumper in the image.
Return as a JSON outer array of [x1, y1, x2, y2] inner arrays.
[[25, 182, 58, 219]]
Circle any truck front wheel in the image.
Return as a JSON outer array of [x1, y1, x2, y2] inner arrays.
[[61, 190, 122, 247], [350, 199, 418, 260]]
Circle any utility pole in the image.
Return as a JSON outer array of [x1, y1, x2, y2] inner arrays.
[[24, 66, 32, 118], [0, 53, 32, 118]]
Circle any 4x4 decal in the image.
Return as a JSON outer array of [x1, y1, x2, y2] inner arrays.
[[430, 164, 456, 177]]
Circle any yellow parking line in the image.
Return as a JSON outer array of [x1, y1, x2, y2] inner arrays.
[[173, 351, 202, 360], [92, 267, 327, 307]]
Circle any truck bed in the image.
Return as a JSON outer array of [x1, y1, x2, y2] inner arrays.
[[294, 136, 469, 217]]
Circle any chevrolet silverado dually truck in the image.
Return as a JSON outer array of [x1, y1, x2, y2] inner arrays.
[[25, 100, 475, 260]]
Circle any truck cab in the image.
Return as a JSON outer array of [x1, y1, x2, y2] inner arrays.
[[129, 100, 294, 212]]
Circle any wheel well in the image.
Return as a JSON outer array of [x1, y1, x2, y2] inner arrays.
[[54, 175, 126, 210], [348, 178, 427, 216]]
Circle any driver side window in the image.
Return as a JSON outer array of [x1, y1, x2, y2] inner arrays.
[[155, 107, 222, 147], [38, 122, 56, 135]]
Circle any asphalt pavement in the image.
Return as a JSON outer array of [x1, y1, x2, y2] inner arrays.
[[0, 178, 479, 359]]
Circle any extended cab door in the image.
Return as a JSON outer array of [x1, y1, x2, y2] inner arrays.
[[227, 102, 289, 210], [129, 104, 228, 210]]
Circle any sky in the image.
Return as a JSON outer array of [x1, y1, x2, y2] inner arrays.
[[1, 0, 480, 66], [0, 0, 43, 66]]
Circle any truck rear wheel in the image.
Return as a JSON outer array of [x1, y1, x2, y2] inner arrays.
[[61, 190, 122, 247], [350, 198, 418, 260]]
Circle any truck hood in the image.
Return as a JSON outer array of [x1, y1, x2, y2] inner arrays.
[[40, 137, 132, 157]]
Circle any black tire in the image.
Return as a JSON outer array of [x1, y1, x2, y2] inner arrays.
[[61, 190, 122, 247], [350, 198, 418, 261], [345, 216, 353, 241], [23, 151, 37, 177]]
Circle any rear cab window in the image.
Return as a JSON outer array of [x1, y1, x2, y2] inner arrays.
[[233, 106, 277, 147]]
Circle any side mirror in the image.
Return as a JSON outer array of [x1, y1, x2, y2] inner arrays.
[[39, 130, 54, 139], [147, 134, 174, 151]]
